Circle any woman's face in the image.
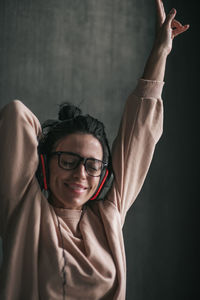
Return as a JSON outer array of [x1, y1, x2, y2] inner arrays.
[[49, 133, 103, 210]]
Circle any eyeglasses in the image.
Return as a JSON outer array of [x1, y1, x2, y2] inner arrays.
[[51, 151, 107, 177]]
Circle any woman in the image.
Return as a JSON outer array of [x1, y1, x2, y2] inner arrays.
[[0, 1, 189, 299]]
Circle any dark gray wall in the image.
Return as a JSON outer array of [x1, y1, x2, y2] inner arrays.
[[0, 0, 155, 142], [0, 0, 198, 299]]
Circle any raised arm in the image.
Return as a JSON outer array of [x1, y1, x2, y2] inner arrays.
[[0, 101, 41, 236], [107, 0, 189, 224]]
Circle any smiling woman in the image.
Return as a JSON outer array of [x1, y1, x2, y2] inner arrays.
[[48, 133, 104, 209], [37, 101, 113, 209], [0, 1, 189, 299]]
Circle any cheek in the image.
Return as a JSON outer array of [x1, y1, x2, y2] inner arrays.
[[49, 169, 57, 191], [89, 178, 100, 192], [48, 161, 63, 187]]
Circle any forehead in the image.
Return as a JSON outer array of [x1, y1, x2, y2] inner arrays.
[[55, 133, 103, 160]]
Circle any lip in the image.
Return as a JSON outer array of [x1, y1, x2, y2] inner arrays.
[[64, 182, 88, 194]]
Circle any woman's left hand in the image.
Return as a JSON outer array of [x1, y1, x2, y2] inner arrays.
[[154, 0, 190, 55]]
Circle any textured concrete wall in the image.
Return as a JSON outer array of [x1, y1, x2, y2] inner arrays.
[[0, 0, 156, 142]]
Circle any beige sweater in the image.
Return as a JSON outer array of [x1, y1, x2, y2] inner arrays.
[[0, 79, 164, 300]]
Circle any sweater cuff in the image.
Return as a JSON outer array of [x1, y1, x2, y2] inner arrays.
[[134, 79, 165, 99]]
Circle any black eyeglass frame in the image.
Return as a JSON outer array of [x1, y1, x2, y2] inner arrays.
[[50, 151, 108, 177]]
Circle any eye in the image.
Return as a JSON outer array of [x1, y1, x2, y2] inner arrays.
[[62, 160, 75, 167], [87, 160, 101, 171], [60, 154, 78, 169]]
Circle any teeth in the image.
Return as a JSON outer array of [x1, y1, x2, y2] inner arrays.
[[71, 186, 84, 191], [68, 184, 86, 192]]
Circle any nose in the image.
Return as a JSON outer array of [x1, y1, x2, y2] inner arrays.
[[72, 161, 87, 179]]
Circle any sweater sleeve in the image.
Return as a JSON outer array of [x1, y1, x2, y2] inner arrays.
[[106, 79, 164, 225], [0, 100, 41, 236]]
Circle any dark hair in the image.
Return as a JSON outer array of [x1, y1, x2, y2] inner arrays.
[[40, 103, 111, 164]]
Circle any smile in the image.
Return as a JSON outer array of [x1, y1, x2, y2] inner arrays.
[[64, 183, 88, 194]]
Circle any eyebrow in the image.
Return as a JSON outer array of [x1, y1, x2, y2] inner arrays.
[[53, 151, 104, 162]]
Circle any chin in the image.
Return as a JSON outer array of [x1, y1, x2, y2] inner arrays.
[[53, 193, 90, 209]]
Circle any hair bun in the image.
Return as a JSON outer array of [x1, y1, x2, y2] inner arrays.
[[58, 103, 82, 121]]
